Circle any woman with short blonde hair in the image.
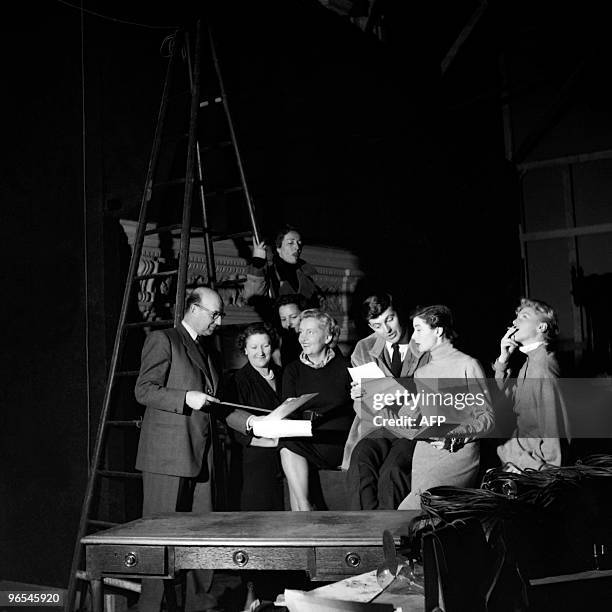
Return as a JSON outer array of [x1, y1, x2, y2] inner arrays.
[[279, 309, 352, 510]]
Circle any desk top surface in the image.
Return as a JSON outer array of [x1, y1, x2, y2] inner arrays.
[[82, 511, 418, 546]]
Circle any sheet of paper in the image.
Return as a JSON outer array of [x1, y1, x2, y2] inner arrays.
[[306, 570, 383, 603], [268, 393, 318, 420], [266, 417, 312, 438], [283, 588, 394, 611], [348, 362, 387, 382]]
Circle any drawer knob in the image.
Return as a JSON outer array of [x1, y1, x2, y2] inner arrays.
[[345, 552, 361, 568], [124, 552, 138, 568], [233, 550, 249, 567]]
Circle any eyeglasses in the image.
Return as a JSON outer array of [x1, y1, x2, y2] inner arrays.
[[194, 303, 225, 320]]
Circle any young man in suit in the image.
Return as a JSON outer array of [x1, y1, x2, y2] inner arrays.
[[135, 286, 253, 611], [342, 293, 429, 509]]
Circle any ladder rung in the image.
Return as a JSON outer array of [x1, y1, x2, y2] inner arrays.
[[199, 96, 222, 107], [153, 178, 187, 189], [115, 370, 140, 377], [76, 571, 142, 594], [134, 269, 179, 281], [124, 320, 173, 329], [106, 420, 142, 428], [102, 577, 141, 593], [212, 230, 253, 242], [144, 224, 217, 237], [204, 185, 243, 197], [144, 224, 181, 236], [87, 519, 120, 529], [187, 228, 252, 240], [97, 470, 142, 479], [200, 140, 232, 153], [215, 280, 244, 289]]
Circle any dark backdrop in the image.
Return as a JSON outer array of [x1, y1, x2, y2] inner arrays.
[[1, 0, 520, 586]]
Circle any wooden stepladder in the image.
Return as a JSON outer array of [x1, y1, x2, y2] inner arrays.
[[65, 20, 264, 611]]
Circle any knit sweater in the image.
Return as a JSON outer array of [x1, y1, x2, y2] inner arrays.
[[497, 344, 568, 469], [243, 254, 323, 307], [413, 342, 494, 438], [282, 352, 353, 434]]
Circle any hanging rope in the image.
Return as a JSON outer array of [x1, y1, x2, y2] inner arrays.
[[57, 0, 180, 30], [78, 0, 93, 471]]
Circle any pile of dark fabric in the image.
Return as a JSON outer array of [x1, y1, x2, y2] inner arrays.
[[400, 455, 612, 611]]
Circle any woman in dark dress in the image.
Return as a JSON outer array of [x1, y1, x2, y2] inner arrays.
[[280, 309, 353, 510], [225, 322, 284, 511]]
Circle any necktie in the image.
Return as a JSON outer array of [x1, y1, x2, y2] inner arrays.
[[390, 343, 402, 377]]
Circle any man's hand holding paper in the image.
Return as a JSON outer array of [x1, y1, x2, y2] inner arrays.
[[348, 362, 386, 413], [350, 381, 364, 400], [348, 362, 387, 382]]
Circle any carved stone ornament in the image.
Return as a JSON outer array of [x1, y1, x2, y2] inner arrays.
[[120, 220, 363, 342]]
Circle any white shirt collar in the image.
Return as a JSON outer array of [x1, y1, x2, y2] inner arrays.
[[519, 341, 544, 354], [182, 320, 198, 341]]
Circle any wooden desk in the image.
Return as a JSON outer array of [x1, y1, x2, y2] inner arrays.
[[82, 511, 417, 612]]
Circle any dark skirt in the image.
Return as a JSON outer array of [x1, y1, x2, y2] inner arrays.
[[232, 444, 284, 511], [279, 429, 349, 469]]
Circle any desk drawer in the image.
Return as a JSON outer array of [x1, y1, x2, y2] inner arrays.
[[175, 546, 313, 572], [86, 545, 166, 575], [315, 546, 382, 577]]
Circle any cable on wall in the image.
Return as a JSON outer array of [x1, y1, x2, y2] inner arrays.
[[57, 0, 180, 30], [78, 1, 93, 471]]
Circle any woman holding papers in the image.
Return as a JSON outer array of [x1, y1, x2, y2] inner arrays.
[[224, 322, 284, 511], [279, 309, 353, 510], [398, 305, 494, 510]]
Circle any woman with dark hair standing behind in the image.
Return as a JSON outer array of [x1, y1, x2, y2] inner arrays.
[[275, 293, 308, 366], [398, 305, 494, 510], [225, 322, 284, 511]]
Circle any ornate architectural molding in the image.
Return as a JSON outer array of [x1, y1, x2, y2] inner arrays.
[[120, 220, 364, 346]]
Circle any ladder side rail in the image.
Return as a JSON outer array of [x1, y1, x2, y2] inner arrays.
[[64, 29, 182, 612], [196, 141, 218, 288], [175, 21, 202, 322], [208, 25, 261, 244], [185, 31, 217, 288]]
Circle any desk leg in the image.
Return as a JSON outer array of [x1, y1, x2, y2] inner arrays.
[[163, 579, 178, 612], [91, 579, 103, 612]]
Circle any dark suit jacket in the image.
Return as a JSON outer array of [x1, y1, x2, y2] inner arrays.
[[135, 324, 248, 477], [224, 362, 281, 447], [223, 362, 284, 510], [350, 333, 426, 377]]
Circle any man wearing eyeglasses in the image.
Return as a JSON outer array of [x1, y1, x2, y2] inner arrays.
[[135, 286, 252, 611]]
